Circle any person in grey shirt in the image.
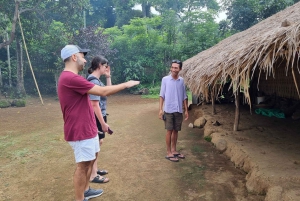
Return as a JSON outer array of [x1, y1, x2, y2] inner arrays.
[[87, 55, 111, 183], [159, 59, 189, 162]]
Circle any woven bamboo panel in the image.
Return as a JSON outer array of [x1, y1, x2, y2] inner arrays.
[[253, 60, 300, 100]]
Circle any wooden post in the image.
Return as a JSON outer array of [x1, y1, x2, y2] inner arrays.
[[233, 87, 240, 131], [211, 88, 216, 115]]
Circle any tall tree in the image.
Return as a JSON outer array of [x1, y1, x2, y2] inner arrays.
[[16, 40, 26, 97], [86, 0, 116, 28], [221, 0, 299, 31], [112, 0, 135, 27], [0, 0, 90, 49], [73, 25, 117, 73]]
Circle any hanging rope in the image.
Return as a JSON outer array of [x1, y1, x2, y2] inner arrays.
[[18, 12, 44, 105]]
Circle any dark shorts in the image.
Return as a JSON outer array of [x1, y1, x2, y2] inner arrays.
[[163, 112, 183, 131], [95, 115, 107, 140]]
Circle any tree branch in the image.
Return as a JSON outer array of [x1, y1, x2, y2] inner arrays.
[[0, 1, 20, 49], [19, 0, 43, 14], [0, 0, 44, 49]]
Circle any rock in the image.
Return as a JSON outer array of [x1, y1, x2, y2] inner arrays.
[[265, 186, 283, 201], [141, 88, 149, 95], [194, 117, 207, 128], [292, 110, 300, 120], [204, 128, 217, 137], [188, 123, 194, 128], [215, 139, 227, 153], [133, 88, 149, 95]]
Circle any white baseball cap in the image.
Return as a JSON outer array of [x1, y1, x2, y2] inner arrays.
[[61, 45, 90, 61]]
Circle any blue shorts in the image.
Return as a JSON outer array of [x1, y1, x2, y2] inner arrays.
[[68, 135, 100, 163]]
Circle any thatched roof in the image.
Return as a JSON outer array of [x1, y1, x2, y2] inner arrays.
[[181, 2, 300, 104]]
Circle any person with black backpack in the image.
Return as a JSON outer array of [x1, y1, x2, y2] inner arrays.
[[87, 55, 111, 184]]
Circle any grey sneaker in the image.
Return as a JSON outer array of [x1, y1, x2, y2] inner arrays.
[[84, 187, 104, 200], [83, 199, 88, 201]]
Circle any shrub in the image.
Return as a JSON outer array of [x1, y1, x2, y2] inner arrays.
[[0, 100, 10, 108], [11, 99, 26, 107]]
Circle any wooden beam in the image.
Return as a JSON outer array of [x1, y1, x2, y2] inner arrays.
[[211, 88, 216, 115], [233, 88, 240, 131]]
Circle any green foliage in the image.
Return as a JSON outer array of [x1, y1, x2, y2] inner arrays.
[[11, 99, 26, 107], [87, 0, 116, 28], [0, 0, 237, 94], [113, 0, 135, 27], [204, 136, 212, 142], [179, 10, 221, 61], [141, 85, 161, 99], [0, 100, 10, 108], [221, 0, 299, 31]]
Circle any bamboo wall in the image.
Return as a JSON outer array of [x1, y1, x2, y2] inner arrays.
[[252, 60, 300, 100]]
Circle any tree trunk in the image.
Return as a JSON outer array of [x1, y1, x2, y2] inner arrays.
[[7, 34, 12, 88], [16, 40, 26, 98], [0, 60, 2, 88], [54, 70, 60, 95], [141, 2, 151, 17], [0, 4, 19, 50]]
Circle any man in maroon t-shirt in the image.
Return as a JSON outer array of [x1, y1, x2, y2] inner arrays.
[[58, 45, 139, 201]]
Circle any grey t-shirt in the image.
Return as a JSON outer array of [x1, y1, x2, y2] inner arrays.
[[87, 75, 107, 116]]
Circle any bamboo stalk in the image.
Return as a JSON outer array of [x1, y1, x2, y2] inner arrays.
[[18, 13, 44, 105]]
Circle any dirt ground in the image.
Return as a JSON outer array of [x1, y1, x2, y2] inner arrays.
[[195, 102, 300, 201], [0, 94, 298, 201]]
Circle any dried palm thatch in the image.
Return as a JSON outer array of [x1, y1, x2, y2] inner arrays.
[[181, 2, 300, 106]]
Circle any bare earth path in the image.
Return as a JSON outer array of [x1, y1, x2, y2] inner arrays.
[[0, 94, 264, 201]]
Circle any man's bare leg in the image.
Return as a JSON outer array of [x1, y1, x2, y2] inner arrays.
[[90, 154, 98, 180], [171, 130, 178, 154], [74, 160, 93, 201], [165, 130, 178, 161], [171, 130, 185, 158], [166, 130, 172, 156]]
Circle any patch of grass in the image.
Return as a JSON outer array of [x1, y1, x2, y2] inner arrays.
[[141, 85, 160, 99], [0, 135, 16, 153], [204, 136, 212, 142], [14, 148, 29, 158], [180, 164, 206, 188], [191, 145, 204, 153], [141, 94, 159, 99], [188, 132, 198, 137], [142, 88, 192, 100]]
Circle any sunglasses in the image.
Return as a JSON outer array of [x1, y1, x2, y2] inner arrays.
[[172, 59, 181, 64]]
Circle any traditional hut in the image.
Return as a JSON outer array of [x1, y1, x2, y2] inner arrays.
[[181, 2, 300, 131]]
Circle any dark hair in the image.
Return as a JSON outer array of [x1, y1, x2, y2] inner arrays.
[[88, 55, 108, 74], [63, 56, 72, 63], [171, 59, 182, 69]]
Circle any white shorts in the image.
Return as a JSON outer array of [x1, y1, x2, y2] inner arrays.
[[68, 135, 100, 163]]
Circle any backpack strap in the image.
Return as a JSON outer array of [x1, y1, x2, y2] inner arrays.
[[87, 76, 100, 82]]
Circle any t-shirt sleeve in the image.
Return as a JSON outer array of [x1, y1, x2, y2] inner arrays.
[[183, 84, 187, 100], [159, 77, 166, 99], [69, 75, 95, 95]]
